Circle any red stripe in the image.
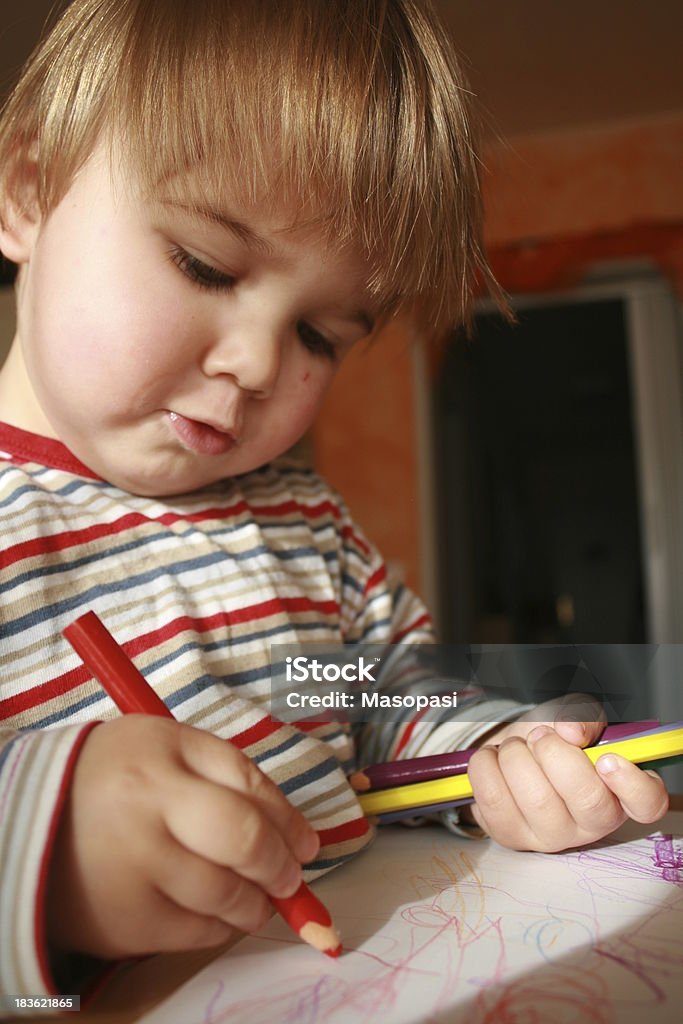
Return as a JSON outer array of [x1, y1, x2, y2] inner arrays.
[[0, 597, 340, 719], [340, 524, 370, 556], [1, 499, 347, 570], [251, 498, 341, 521], [292, 720, 327, 733], [229, 716, 283, 749], [2, 512, 160, 568], [34, 722, 101, 994], [392, 612, 431, 643], [317, 814, 370, 846], [392, 704, 432, 757], [0, 506, 257, 569], [363, 565, 387, 596]]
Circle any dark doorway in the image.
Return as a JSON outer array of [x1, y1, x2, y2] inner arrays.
[[436, 298, 646, 645]]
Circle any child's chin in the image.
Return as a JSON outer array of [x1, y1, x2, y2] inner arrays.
[[111, 471, 207, 498], [105, 460, 235, 497], [90, 457, 190, 497]]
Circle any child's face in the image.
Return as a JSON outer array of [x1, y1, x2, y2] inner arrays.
[[1, 144, 375, 495]]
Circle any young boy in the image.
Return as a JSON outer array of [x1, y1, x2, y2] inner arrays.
[[0, 0, 668, 1005]]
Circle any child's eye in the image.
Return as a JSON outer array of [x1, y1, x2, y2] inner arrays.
[[297, 320, 337, 360], [169, 246, 235, 292]]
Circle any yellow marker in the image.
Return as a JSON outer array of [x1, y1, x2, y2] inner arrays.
[[358, 726, 683, 817]]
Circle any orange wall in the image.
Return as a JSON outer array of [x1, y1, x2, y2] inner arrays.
[[312, 112, 683, 602], [311, 319, 421, 591], [483, 113, 683, 247]]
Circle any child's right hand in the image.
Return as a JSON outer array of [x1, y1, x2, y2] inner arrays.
[[45, 716, 320, 960]]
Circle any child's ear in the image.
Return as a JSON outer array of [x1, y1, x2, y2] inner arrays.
[[0, 148, 42, 265]]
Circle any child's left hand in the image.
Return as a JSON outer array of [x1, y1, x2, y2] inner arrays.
[[466, 701, 670, 852]]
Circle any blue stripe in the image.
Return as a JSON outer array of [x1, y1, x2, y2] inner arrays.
[[356, 617, 393, 642], [4, 531, 265, 598], [4, 539, 340, 636], [0, 480, 45, 510], [19, 690, 110, 729], [0, 733, 24, 774], [305, 852, 366, 871], [341, 571, 364, 596], [0, 472, 108, 510], [267, 751, 342, 797], [3, 523, 336, 601], [146, 622, 339, 692], [251, 732, 305, 767]]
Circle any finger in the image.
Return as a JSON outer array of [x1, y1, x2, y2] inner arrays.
[[467, 743, 538, 850], [552, 693, 606, 747], [493, 695, 606, 747], [140, 897, 235, 955], [492, 718, 601, 750], [552, 719, 605, 747], [81, 875, 235, 959], [479, 716, 557, 746], [493, 732, 578, 851], [163, 777, 304, 899], [527, 727, 625, 837], [461, 801, 489, 834], [553, 692, 606, 746], [552, 692, 606, 730], [155, 839, 272, 933], [177, 725, 319, 863], [488, 718, 558, 746], [595, 756, 670, 823]]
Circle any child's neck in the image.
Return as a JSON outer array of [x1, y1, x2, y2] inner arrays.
[[0, 335, 58, 440]]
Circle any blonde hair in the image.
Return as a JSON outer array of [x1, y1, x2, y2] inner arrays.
[[0, 0, 503, 334]]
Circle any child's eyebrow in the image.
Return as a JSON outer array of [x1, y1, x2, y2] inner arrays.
[[158, 199, 276, 257]]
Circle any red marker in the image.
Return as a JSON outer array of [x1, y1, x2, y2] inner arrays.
[[63, 611, 342, 958]]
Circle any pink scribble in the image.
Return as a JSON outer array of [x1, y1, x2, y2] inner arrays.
[[649, 835, 683, 884], [204, 980, 225, 1024]]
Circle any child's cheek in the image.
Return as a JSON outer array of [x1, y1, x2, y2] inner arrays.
[[279, 363, 333, 439]]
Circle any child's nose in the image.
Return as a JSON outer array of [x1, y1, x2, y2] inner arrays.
[[203, 325, 281, 398]]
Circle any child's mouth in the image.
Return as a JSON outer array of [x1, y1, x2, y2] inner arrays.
[[166, 411, 237, 456]]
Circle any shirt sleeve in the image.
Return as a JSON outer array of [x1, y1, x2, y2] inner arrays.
[[332, 495, 533, 783], [0, 722, 105, 1003]]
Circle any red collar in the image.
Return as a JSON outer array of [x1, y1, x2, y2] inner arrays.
[[0, 421, 101, 479]]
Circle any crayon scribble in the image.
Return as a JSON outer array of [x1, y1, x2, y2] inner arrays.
[[204, 981, 224, 1024], [650, 835, 683, 883], [141, 822, 683, 1024]]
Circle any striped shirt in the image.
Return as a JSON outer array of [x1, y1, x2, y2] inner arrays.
[[0, 422, 523, 1001]]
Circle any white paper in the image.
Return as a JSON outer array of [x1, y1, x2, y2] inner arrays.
[[140, 813, 683, 1024]]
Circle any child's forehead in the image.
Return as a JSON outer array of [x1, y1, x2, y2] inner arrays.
[[157, 179, 325, 239], [145, 159, 364, 260]]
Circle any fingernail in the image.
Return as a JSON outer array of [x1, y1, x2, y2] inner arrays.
[[596, 754, 619, 775], [528, 725, 552, 744], [556, 721, 585, 744]]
